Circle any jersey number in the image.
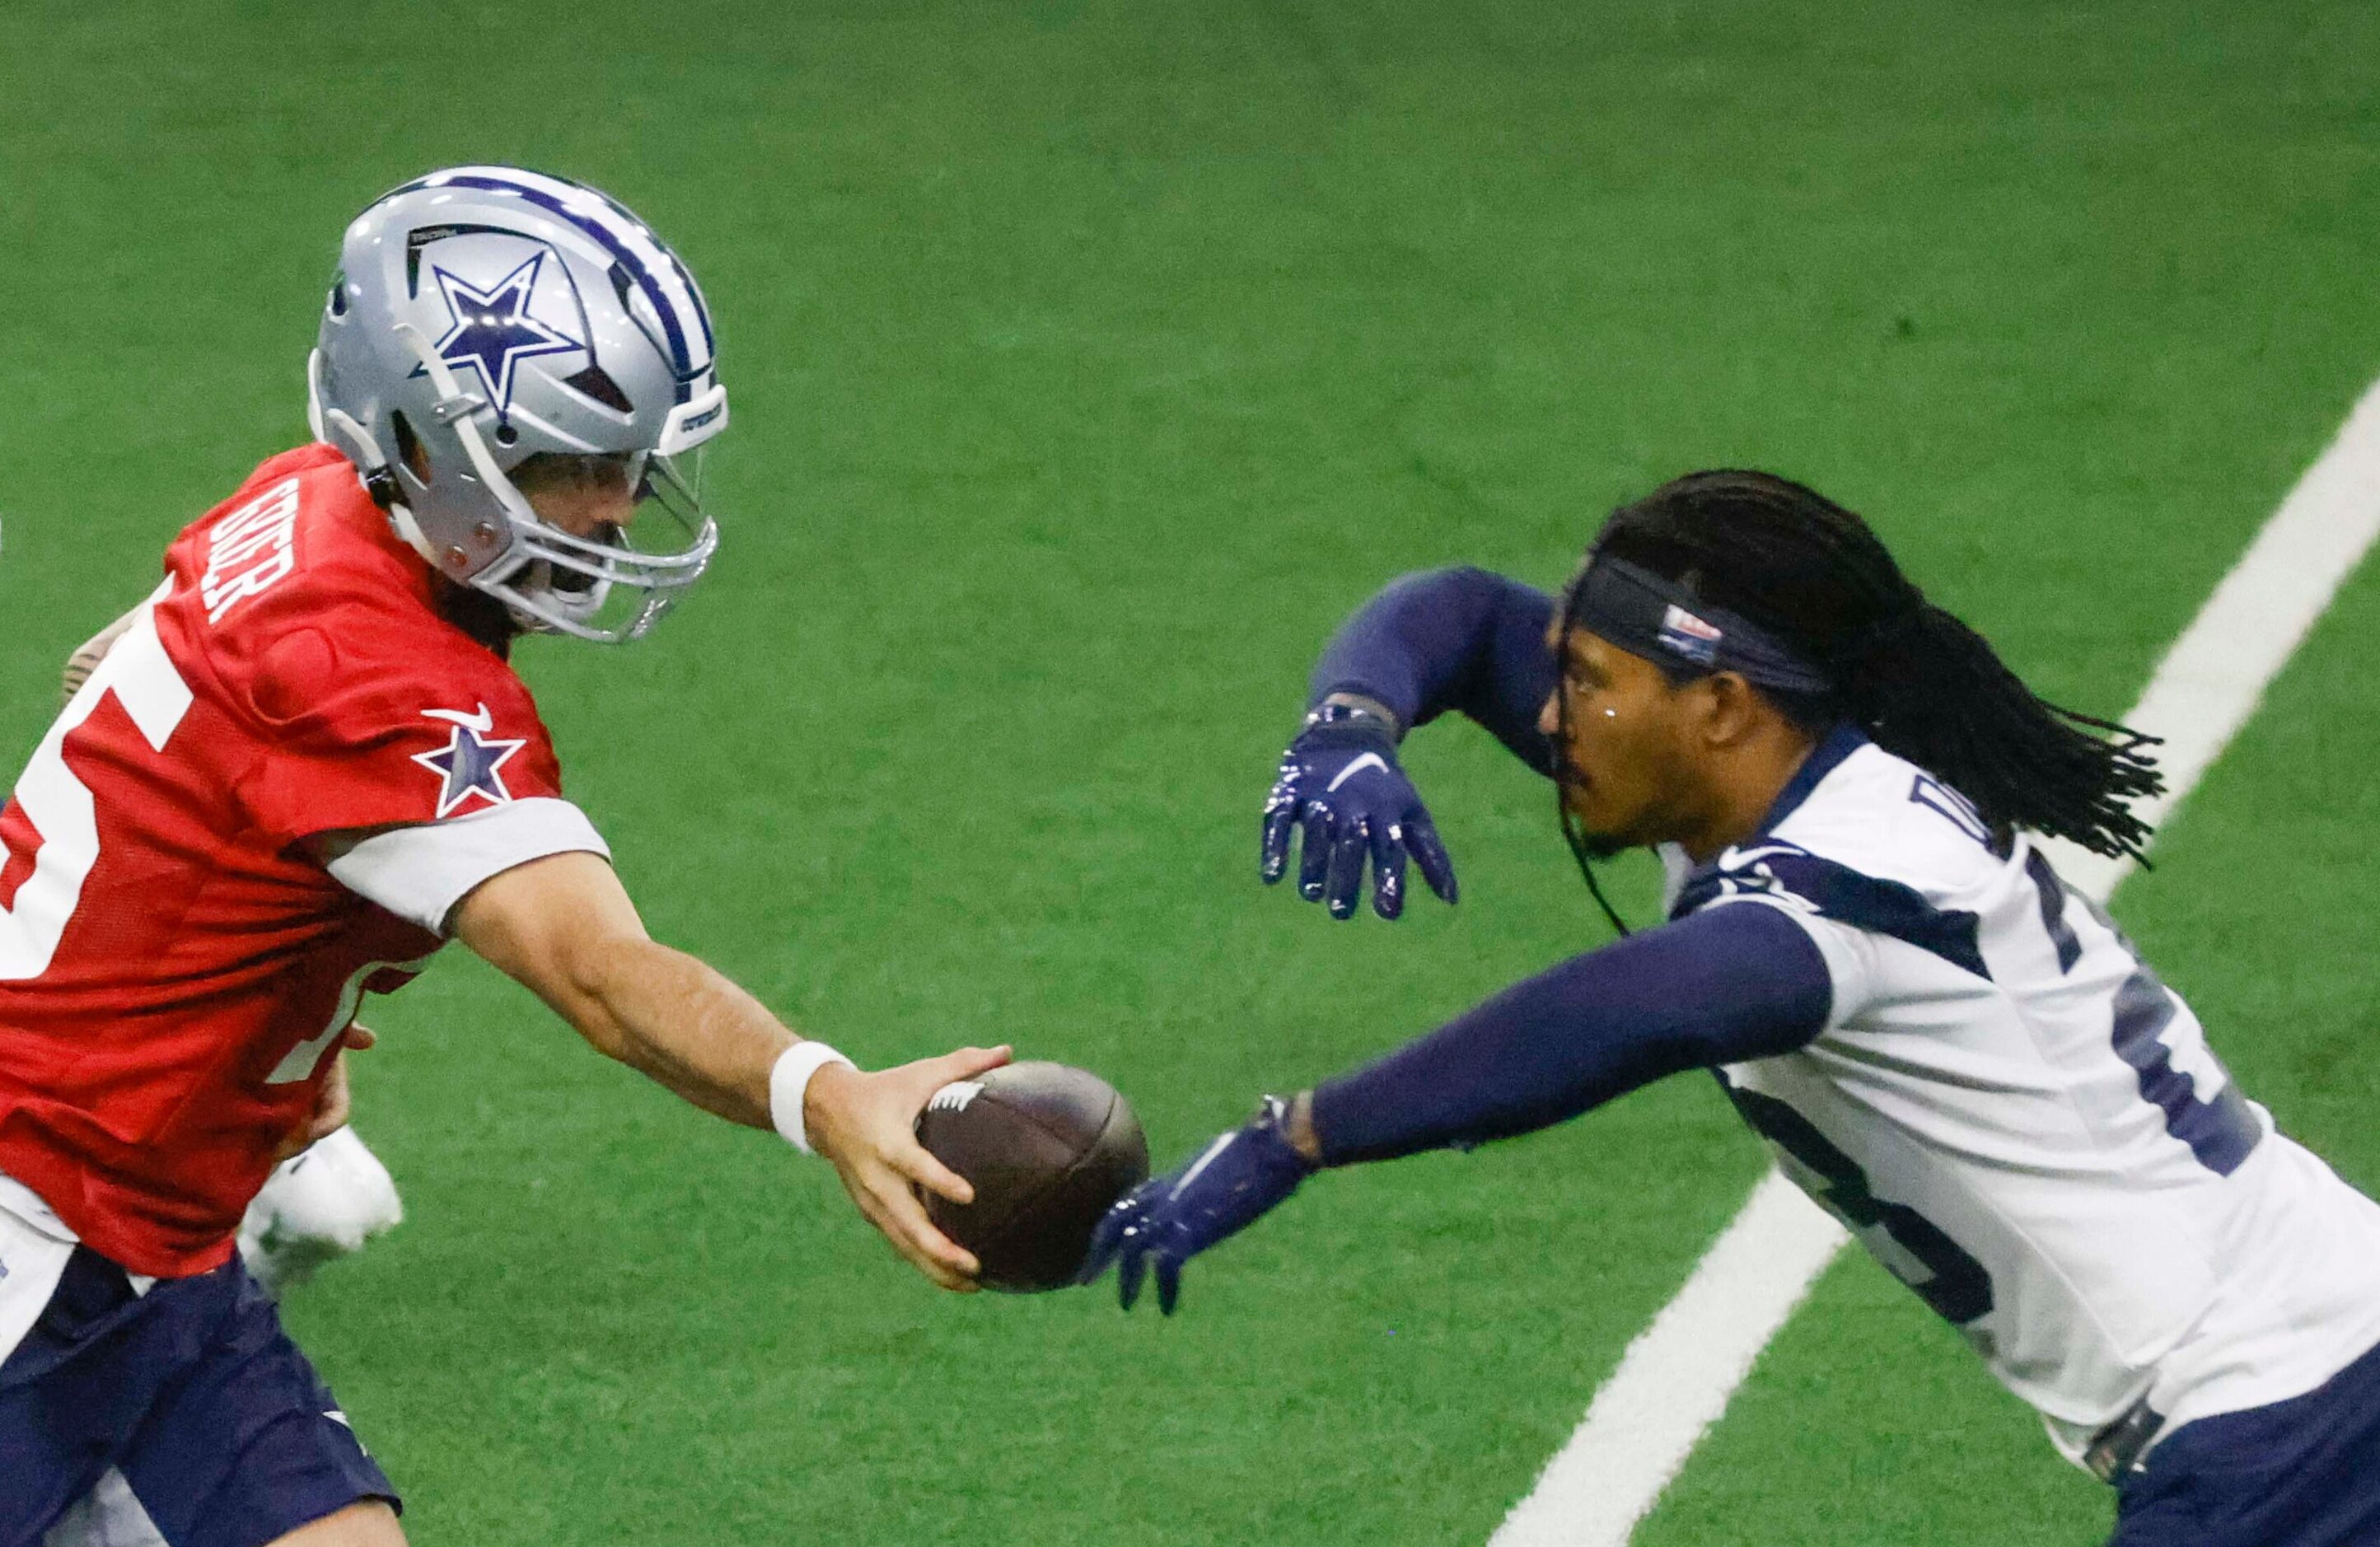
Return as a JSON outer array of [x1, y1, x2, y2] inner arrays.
[[264, 954, 433, 1084], [2025, 860, 2262, 1175], [0, 596, 191, 979], [1724, 1081, 1995, 1325], [1, 595, 404, 1080]]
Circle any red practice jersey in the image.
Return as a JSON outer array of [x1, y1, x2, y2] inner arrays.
[[0, 444, 606, 1276]]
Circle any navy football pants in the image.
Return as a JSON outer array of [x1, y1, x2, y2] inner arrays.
[[0, 1246, 395, 1547], [2110, 1335, 2380, 1547]]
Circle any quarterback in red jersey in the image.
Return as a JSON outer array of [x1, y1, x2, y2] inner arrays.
[[0, 168, 1000, 1547], [1, 441, 597, 1277]]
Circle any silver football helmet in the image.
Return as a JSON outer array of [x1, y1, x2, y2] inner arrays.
[[307, 166, 726, 643]]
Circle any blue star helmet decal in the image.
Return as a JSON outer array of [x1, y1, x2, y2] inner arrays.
[[425, 252, 583, 418], [411, 705, 528, 819]]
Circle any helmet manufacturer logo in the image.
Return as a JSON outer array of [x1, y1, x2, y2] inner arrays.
[[424, 250, 582, 420]]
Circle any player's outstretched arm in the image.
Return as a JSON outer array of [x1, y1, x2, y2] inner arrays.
[[1263, 568, 1559, 919], [1082, 903, 1838, 1311], [453, 851, 1010, 1291]]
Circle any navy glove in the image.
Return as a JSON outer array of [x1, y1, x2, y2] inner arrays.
[[1079, 1096, 1316, 1315], [1260, 699, 1457, 920]]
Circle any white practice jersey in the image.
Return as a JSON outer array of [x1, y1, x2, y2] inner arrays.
[[1664, 728, 2380, 1467]]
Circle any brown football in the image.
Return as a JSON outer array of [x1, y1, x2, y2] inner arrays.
[[914, 1060, 1149, 1292]]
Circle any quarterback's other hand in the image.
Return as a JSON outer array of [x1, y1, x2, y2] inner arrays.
[[806, 1044, 1012, 1292], [1078, 1096, 1315, 1315], [238, 1125, 404, 1296], [274, 1023, 375, 1162], [1260, 704, 1456, 920]]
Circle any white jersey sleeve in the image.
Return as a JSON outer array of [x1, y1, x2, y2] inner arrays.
[[1676, 729, 2380, 1469], [324, 797, 610, 934]]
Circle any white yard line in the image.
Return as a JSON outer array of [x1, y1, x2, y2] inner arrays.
[[1489, 1170, 1848, 1547], [1489, 375, 2380, 1547]]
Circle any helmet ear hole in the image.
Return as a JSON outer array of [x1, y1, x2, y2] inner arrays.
[[562, 363, 634, 414], [389, 411, 426, 479]]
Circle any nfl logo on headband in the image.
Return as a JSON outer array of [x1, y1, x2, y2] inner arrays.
[[1658, 604, 1723, 666]]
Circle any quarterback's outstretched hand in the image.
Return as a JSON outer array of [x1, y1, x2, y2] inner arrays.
[[1260, 699, 1456, 920], [1079, 1096, 1316, 1315], [805, 1045, 1013, 1292]]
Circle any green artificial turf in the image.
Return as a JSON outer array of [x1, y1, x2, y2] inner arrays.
[[2, 2, 2378, 1542]]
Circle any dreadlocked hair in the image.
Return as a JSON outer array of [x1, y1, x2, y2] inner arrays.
[[1578, 470, 2164, 861]]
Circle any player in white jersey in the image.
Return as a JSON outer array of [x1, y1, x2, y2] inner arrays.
[[1083, 471, 2380, 1545]]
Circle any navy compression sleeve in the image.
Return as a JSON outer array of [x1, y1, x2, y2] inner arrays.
[[1308, 567, 1559, 775], [1309, 903, 1834, 1166]]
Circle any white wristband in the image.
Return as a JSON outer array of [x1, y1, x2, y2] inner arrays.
[[769, 1041, 856, 1156]]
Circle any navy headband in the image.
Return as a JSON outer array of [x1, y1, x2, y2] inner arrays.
[[1564, 559, 1835, 695]]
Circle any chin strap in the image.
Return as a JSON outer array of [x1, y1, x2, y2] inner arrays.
[[309, 347, 442, 563], [383, 502, 441, 567], [388, 321, 538, 551]]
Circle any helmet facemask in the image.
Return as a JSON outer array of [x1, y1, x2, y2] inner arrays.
[[484, 449, 713, 641], [382, 321, 718, 643]]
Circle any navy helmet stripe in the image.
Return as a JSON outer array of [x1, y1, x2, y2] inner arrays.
[[390, 172, 711, 400], [663, 249, 717, 356], [409, 172, 704, 376], [582, 180, 714, 353]]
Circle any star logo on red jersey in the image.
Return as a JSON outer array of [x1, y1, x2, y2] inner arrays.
[[411, 705, 526, 819]]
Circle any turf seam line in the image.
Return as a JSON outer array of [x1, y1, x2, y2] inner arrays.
[[1487, 373, 2380, 1547]]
